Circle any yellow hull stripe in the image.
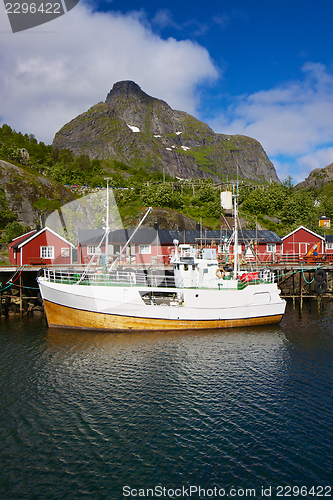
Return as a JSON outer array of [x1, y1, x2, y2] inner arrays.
[[43, 300, 283, 331]]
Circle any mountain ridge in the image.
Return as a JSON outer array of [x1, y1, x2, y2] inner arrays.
[[296, 162, 333, 189], [0, 159, 75, 228], [53, 81, 279, 184]]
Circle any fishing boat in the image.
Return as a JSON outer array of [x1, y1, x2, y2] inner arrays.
[[37, 185, 286, 331]]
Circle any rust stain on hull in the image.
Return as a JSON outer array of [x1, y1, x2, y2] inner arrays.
[[44, 300, 283, 331]]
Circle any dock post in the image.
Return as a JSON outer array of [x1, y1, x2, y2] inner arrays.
[[300, 272, 303, 313], [292, 271, 295, 297], [19, 274, 22, 314]]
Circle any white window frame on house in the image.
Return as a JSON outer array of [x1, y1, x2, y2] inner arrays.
[[40, 246, 54, 259], [87, 245, 97, 255], [138, 244, 151, 255], [326, 243, 333, 250], [267, 244, 276, 253]]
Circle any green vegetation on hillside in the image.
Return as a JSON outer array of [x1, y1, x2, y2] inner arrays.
[[239, 176, 333, 235], [1, 124, 333, 241]]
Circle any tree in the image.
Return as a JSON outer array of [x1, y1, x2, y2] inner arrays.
[[207, 200, 222, 218], [241, 187, 269, 215], [140, 183, 182, 209], [279, 189, 317, 227], [319, 194, 333, 220], [3, 221, 27, 243], [197, 184, 216, 203], [265, 182, 288, 215]]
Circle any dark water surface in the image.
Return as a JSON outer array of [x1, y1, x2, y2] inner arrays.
[[1, 302, 333, 500]]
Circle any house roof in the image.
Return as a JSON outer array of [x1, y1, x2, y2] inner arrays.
[[158, 229, 282, 244], [14, 226, 75, 249], [78, 228, 282, 245], [78, 228, 160, 246], [77, 229, 106, 245], [281, 225, 325, 242], [9, 230, 37, 249]]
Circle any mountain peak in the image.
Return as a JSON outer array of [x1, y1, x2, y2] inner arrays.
[[53, 82, 280, 184], [105, 81, 153, 104]]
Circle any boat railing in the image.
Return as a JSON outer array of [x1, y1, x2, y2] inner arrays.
[[170, 247, 197, 260], [258, 269, 275, 283], [42, 268, 176, 288], [41, 268, 275, 288], [237, 269, 275, 287]]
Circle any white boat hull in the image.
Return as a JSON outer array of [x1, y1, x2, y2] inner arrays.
[[38, 278, 286, 331]]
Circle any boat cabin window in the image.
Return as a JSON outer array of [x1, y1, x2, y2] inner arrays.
[[192, 265, 196, 271], [184, 264, 188, 271]]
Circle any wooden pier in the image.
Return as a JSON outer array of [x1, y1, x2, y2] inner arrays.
[[264, 264, 333, 311], [1, 263, 333, 316]]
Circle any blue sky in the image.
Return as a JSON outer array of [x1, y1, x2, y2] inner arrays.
[[1, 0, 333, 183]]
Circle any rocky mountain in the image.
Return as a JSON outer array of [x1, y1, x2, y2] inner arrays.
[[0, 160, 75, 228], [296, 162, 333, 189], [53, 81, 279, 184]]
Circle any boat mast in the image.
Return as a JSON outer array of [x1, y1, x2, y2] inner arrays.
[[108, 206, 152, 272], [77, 181, 112, 283], [233, 169, 239, 279], [105, 178, 110, 264]]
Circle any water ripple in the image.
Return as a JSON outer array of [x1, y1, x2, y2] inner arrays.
[[0, 305, 333, 498]]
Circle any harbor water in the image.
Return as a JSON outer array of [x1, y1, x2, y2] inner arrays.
[[0, 302, 332, 499]]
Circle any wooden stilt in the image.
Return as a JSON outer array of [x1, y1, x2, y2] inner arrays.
[[19, 274, 23, 314]]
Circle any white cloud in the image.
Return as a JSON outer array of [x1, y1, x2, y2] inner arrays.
[[152, 9, 179, 30], [210, 62, 333, 181], [299, 147, 333, 171], [0, 2, 218, 143], [152, 9, 208, 37], [291, 147, 333, 184]]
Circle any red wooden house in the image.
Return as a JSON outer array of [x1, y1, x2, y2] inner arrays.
[[77, 228, 166, 266], [77, 228, 282, 266], [281, 226, 325, 259], [9, 227, 75, 266]]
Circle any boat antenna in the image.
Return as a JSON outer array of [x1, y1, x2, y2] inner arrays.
[[108, 206, 153, 272]]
